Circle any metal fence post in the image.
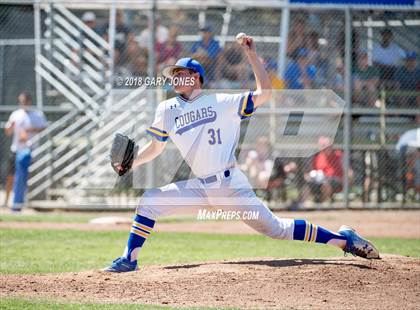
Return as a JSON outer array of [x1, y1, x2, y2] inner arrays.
[[278, 6, 289, 79], [47, 3, 54, 85], [147, 1, 156, 89], [108, 4, 116, 91], [34, 0, 43, 110], [343, 8, 352, 209], [47, 131, 53, 199], [102, 3, 116, 121], [146, 0, 157, 189]]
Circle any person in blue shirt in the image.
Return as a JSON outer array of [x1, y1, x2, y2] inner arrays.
[[190, 25, 222, 82], [284, 48, 317, 89], [393, 51, 419, 107]]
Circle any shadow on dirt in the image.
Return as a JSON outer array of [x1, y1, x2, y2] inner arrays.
[[164, 258, 375, 270]]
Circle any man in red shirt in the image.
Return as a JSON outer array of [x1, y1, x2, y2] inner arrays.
[[299, 137, 348, 204], [312, 137, 344, 202]]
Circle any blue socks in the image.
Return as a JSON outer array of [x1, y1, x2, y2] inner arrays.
[[293, 219, 346, 244], [123, 214, 155, 263], [123, 217, 346, 264]]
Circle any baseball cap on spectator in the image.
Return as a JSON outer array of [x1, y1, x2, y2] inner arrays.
[[199, 25, 213, 33], [82, 11, 96, 22], [296, 48, 309, 58], [404, 51, 417, 59], [381, 28, 393, 36], [265, 59, 278, 71], [162, 57, 205, 84]]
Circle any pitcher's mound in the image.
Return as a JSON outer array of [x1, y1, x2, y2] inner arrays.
[[1, 255, 419, 309]]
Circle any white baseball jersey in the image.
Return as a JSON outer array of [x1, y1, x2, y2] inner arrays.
[[139, 91, 295, 241], [146, 91, 255, 177]]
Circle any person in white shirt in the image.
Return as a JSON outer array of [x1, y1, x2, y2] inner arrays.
[[372, 29, 404, 67], [138, 15, 169, 48], [396, 118, 420, 202], [372, 28, 404, 82], [4, 92, 47, 210]]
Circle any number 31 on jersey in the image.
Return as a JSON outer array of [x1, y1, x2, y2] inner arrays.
[[208, 128, 222, 145]]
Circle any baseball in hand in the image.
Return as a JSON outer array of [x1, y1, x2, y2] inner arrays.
[[235, 32, 247, 45]]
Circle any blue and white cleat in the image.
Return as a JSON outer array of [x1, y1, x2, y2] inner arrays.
[[102, 257, 137, 273], [338, 225, 380, 259]]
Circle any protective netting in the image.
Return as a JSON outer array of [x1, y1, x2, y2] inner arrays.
[[0, 2, 418, 208]]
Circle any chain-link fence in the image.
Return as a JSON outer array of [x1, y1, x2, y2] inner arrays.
[[1, 1, 419, 209]]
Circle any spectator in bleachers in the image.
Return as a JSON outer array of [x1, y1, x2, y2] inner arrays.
[[71, 11, 102, 79], [315, 50, 331, 88], [305, 31, 331, 87], [113, 15, 149, 75], [353, 51, 380, 107], [138, 15, 169, 49], [81, 11, 101, 34], [101, 10, 135, 64], [113, 49, 131, 78], [329, 57, 345, 95], [241, 137, 286, 196], [125, 29, 150, 76], [287, 16, 307, 59], [265, 59, 285, 90], [241, 137, 273, 189], [214, 43, 248, 89], [306, 31, 321, 65], [372, 28, 405, 82], [396, 116, 420, 202], [128, 48, 148, 78], [4, 92, 47, 211], [190, 25, 222, 83], [284, 48, 317, 89], [393, 51, 419, 107], [266, 158, 289, 202], [156, 26, 182, 71], [352, 30, 361, 64], [300, 137, 348, 204]]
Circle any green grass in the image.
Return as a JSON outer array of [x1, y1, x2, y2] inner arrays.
[[0, 298, 236, 310], [0, 213, 99, 223], [0, 229, 418, 310], [0, 228, 419, 275]]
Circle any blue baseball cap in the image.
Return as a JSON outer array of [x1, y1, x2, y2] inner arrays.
[[404, 51, 417, 59], [265, 59, 278, 70], [296, 48, 309, 58], [199, 25, 213, 32], [162, 57, 205, 84]]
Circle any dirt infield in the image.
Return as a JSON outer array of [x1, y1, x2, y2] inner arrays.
[[1, 210, 419, 238], [1, 210, 419, 309], [1, 255, 418, 309]]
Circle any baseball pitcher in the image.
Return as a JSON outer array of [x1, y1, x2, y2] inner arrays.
[[104, 34, 379, 272]]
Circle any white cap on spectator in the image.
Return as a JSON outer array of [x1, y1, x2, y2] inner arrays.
[[82, 12, 96, 22]]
